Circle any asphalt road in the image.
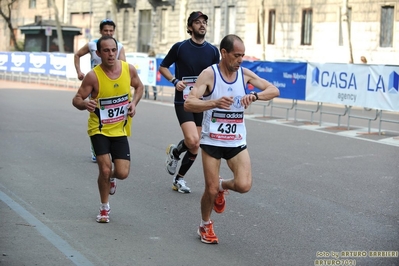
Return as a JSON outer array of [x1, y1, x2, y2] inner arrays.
[[0, 85, 398, 266]]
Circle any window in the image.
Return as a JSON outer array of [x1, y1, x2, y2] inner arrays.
[[138, 10, 152, 52], [214, 7, 221, 44], [301, 8, 312, 45], [339, 7, 351, 46], [123, 10, 129, 41], [47, 0, 52, 8], [227, 6, 236, 34], [29, 0, 36, 8], [267, 9, 276, 44], [256, 9, 264, 45], [380, 6, 394, 47], [106, 11, 111, 19], [160, 9, 168, 42]]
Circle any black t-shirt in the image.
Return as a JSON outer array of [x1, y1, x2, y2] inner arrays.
[[160, 39, 220, 104]]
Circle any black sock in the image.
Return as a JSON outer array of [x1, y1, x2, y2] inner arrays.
[[177, 151, 197, 177], [173, 139, 188, 158]]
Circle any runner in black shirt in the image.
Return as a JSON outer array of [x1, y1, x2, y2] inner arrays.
[[160, 11, 220, 193]]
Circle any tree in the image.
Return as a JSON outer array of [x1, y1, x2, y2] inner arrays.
[[0, 0, 22, 51], [50, 0, 64, 52], [341, 0, 353, 63]]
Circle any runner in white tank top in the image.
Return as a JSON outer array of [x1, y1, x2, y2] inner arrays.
[[201, 64, 247, 148], [184, 34, 280, 244]]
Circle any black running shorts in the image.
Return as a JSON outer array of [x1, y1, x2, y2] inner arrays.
[[200, 144, 247, 160], [90, 134, 130, 161], [175, 104, 203, 126]]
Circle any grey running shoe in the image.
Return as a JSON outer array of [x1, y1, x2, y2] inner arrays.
[[165, 144, 179, 175], [172, 178, 191, 193]]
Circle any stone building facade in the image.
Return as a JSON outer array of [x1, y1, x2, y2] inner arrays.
[[0, 0, 398, 64]]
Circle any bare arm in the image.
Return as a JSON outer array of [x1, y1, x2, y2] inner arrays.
[[74, 43, 90, 81], [127, 64, 144, 117], [159, 66, 174, 82], [244, 68, 280, 101], [118, 46, 126, 61], [72, 71, 98, 112], [184, 67, 234, 113]]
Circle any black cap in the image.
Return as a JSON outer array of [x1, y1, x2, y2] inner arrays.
[[187, 11, 208, 26]]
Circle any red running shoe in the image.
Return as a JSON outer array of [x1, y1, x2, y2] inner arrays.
[[197, 221, 219, 244]]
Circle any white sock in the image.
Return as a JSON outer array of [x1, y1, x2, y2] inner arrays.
[[200, 220, 210, 227], [101, 203, 110, 210], [219, 179, 224, 192]]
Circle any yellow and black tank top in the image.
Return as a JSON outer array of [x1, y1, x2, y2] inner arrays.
[[88, 61, 132, 137]]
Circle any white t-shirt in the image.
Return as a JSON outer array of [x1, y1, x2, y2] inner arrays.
[[88, 39, 123, 68]]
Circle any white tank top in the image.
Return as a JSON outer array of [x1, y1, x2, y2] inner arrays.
[[88, 39, 123, 68], [201, 64, 247, 147]]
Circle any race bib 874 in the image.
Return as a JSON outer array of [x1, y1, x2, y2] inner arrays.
[[98, 94, 129, 124]]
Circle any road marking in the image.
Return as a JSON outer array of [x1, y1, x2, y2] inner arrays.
[[0, 189, 94, 266]]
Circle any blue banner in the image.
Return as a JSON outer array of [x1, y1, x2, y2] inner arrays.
[[10, 52, 29, 73], [155, 58, 175, 86], [241, 61, 307, 100], [0, 52, 10, 71], [47, 53, 67, 76], [1, 52, 306, 100], [0, 52, 67, 76]]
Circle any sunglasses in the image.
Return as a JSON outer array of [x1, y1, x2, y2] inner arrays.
[[100, 19, 114, 24]]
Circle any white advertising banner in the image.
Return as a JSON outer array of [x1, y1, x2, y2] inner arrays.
[[126, 55, 156, 86], [306, 63, 399, 111]]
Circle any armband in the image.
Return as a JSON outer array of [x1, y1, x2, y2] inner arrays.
[[169, 77, 176, 82], [172, 79, 179, 86]]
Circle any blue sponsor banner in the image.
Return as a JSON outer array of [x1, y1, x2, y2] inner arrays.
[[0, 52, 10, 71], [28, 52, 48, 74], [3, 52, 68, 76], [241, 61, 307, 100], [48, 53, 67, 76], [9, 52, 29, 73], [155, 58, 175, 86]]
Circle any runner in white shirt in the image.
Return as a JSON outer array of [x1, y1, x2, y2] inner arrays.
[[184, 34, 280, 244]]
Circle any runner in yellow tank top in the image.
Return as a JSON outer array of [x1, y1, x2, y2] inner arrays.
[[88, 60, 132, 137], [72, 36, 143, 223]]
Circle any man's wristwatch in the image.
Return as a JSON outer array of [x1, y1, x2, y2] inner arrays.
[[250, 91, 259, 101]]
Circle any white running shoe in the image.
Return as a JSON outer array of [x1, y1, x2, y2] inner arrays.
[[172, 177, 191, 193], [90, 146, 97, 163], [165, 144, 179, 175], [96, 208, 110, 223], [109, 178, 116, 195]]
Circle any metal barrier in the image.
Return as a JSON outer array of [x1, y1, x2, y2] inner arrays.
[[319, 103, 350, 127], [1, 71, 398, 134], [379, 111, 399, 135], [249, 99, 397, 135], [270, 99, 296, 120], [347, 108, 380, 133], [249, 100, 272, 117], [294, 100, 321, 124]]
